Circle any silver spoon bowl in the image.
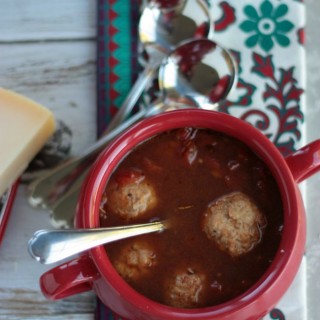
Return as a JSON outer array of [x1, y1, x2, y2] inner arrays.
[[105, 0, 212, 133], [159, 38, 237, 108]]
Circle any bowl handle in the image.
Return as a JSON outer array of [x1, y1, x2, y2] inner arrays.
[[285, 140, 320, 183], [40, 255, 99, 300]]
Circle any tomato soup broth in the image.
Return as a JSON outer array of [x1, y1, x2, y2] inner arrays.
[[99, 128, 283, 308]]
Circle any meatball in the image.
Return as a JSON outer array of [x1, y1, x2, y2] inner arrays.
[[164, 268, 206, 308], [113, 240, 158, 281], [202, 192, 266, 257], [106, 168, 157, 220]]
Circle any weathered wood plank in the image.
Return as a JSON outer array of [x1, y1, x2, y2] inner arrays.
[[0, 187, 96, 318], [0, 41, 97, 155], [0, 40, 98, 318], [0, 0, 96, 42], [0, 1, 98, 319], [0, 288, 95, 317]]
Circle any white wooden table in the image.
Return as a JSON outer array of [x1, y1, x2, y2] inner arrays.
[[0, 1, 320, 319], [0, 1, 97, 318]]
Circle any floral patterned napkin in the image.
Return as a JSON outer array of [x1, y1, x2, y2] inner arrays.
[[96, 0, 306, 319]]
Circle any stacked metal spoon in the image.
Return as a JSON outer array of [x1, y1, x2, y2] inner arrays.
[[27, 0, 238, 229]]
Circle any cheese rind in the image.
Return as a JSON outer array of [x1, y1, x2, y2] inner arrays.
[[0, 88, 55, 196]]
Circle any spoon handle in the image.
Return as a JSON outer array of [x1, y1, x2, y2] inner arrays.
[[105, 61, 161, 133], [27, 108, 147, 208], [28, 221, 164, 265], [49, 174, 88, 228]]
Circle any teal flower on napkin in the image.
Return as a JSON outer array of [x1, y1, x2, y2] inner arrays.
[[240, 0, 294, 52]]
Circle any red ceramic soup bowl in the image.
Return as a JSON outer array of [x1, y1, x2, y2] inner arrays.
[[40, 109, 320, 320]]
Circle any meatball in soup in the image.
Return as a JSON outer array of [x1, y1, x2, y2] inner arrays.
[[100, 128, 283, 308]]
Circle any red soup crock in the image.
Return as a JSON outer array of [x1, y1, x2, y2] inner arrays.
[[40, 109, 320, 320]]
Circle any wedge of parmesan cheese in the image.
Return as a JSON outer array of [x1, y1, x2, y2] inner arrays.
[[0, 88, 55, 196]]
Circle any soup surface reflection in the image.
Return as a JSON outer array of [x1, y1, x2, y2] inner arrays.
[[99, 128, 283, 308]]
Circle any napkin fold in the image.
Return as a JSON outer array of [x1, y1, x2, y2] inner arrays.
[[96, 0, 306, 319]]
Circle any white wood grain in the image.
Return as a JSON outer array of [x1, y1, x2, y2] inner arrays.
[[0, 0, 96, 42], [0, 289, 95, 319], [0, 2, 98, 316], [305, 1, 320, 319], [0, 188, 96, 318], [0, 41, 97, 155]]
